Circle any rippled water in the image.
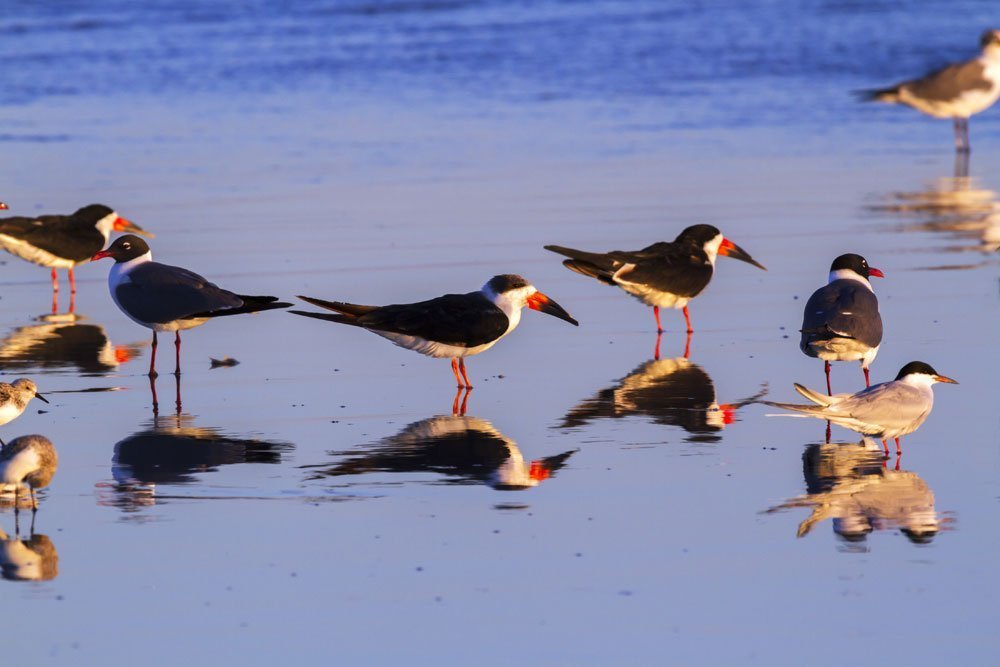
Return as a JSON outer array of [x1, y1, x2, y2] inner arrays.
[[1, 2, 998, 665]]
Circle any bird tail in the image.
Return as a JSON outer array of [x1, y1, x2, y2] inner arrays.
[[854, 86, 901, 103], [544, 245, 617, 284], [296, 295, 378, 317], [289, 310, 360, 326], [194, 295, 291, 319], [792, 383, 837, 407], [761, 399, 828, 416]]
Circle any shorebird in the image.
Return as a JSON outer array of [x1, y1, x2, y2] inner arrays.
[[765, 361, 957, 456], [291, 274, 578, 388], [0, 204, 151, 307], [858, 29, 1000, 152], [0, 435, 58, 512], [91, 235, 291, 377], [0, 528, 59, 581], [0, 379, 48, 446], [800, 253, 884, 394], [544, 224, 765, 334]]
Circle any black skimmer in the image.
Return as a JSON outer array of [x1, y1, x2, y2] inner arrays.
[[0, 435, 57, 513], [766, 439, 941, 543], [0, 204, 151, 309], [291, 274, 579, 388], [91, 235, 291, 377], [0, 379, 48, 446], [765, 361, 957, 456], [0, 529, 59, 581], [858, 29, 1000, 152], [559, 356, 767, 443], [0, 315, 141, 375], [303, 414, 576, 490], [544, 224, 765, 334], [799, 253, 884, 393]]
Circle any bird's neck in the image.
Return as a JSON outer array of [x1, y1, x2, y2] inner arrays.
[[93, 212, 118, 242], [483, 287, 524, 332], [110, 251, 153, 282], [828, 269, 873, 292]]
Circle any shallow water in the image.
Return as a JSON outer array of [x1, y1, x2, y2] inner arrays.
[[1, 2, 999, 665]]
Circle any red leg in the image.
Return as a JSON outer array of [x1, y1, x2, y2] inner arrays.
[[173, 331, 182, 377], [881, 439, 889, 456], [452, 387, 462, 415], [825, 361, 832, 396], [894, 437, 901, 456], [149, 331, 159, 378], [458, 358, 472, 388], [69, 267, 77, 294], [682, 306, 693, 334], [653, 306, 663, 334], [653, 332, 662, 361], [863, 366, 871, 388], [682, 331, 691, 359], [51, 268, 59, 294], [451, 358, 464, 388], [458, 388, 471, 416], [149, 374, 159, 415]]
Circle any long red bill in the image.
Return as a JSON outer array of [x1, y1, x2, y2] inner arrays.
[[719, 238, 767, 270], [526, 291, 579, 326], [868, 267, 885, 278]]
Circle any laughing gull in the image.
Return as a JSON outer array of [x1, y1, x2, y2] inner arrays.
[[0, 204, 152, 308], [545, 224, 766, 334], [858, 29, 1000, 151], [91, 235, 291, 377], [800, 253, 884, 394], [291, 274, 579, 388], [0, 435, 57, 513], [765, 361, 957, 456], [0, 379, 49, 447]]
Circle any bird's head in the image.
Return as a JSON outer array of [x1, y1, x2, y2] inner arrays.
[[483, 274, 579, 326], [894, 361, 958, 386], [91, 234, 152, 263], [828, 253, 884, 284], [12, 378, 48, 404], [980, 28, 1000, 52], [676, 224, 766, 270], [78, 204, 154, 241]]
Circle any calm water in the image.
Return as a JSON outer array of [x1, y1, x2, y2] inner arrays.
[[1, 2, 999, 665]]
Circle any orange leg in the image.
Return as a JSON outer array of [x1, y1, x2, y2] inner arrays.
[[452, 387, 471, 416], [69, 267, 77, 294], [682, 331, 692, 359], [825, 361, 832, 396], [682, 306, 693, 334], [51, 268, 59, 293], [149, 331, 159, 378], [653, 306, 663, 334], [881, 439, 889, 457], [458, 358, 472, 388], [863, 366, 871, 388], [451, 358, 464, 388], [653, 332, 662, 360], [173, 331, 182, 377], [894, 437, 901, 456]]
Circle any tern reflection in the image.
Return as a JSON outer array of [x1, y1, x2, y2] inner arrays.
[[305, 415, 576, 490], [0, 312, 142, 375], [559, 356, 767, 443], [767, 439, 945, 545], [0, 527, 58, 582], [103, 413, 293, 511]]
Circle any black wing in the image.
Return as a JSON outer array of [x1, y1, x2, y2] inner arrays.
[[357, 292, 509, 347], [115, 262, 243, 324], [615, 243, 714, 298], [0, 216, 104, 262], [800, 280, 882, 348], [907, 60, 992, 102]]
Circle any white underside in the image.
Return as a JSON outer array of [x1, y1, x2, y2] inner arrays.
[[0, 235, 76, 269], [0, 403, 24, 428], [806, 341, 880, 368], [0, 448, 40, 485], [109, 253, 209, 332], [901, 57, 1000, 118], [373, 331, 503, 358], [613, 265, 691, 309]]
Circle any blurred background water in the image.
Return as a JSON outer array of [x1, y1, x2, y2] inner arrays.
[[1, 1, 998, 665]]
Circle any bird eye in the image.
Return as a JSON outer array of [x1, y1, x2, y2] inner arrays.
[[123, 243, 131, 249]]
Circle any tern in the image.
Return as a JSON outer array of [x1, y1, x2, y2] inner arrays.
[[858, 29, 1000, 152], [91, 235, 291, 377], [0, 204, 151, 305], [765, 361, 957, 455], [544, 224, 765, 333], [291, 274, 579, 388], [0, 379, 49, 446], [799, 253, 884, 393], [0, 435, 58, 513]]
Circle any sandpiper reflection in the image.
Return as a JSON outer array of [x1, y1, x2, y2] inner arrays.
[[559, 356, 766, 443], [766, 439, 946, 545], [305, 414, 576, 490], [0, 527, 58, 582], [0, 312, 142, 375], [100, 413, 293, 512]]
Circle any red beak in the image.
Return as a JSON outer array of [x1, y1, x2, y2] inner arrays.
[[868, 267, 885, 278], [91, 249, 113, 261], [528, 461, 551, 482], [526, 291, 579, 326], [112, 216, 154, 238], [719, 238, 767, 270]]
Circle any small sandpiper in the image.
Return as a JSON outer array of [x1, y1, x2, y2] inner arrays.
[[0, 379, 48, 446], [0, 435, 58, 512]]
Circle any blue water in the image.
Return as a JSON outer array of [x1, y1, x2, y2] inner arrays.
[[1, 2, 999, 665]]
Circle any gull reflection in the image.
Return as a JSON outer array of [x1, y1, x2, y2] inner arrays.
[[559, 356, 766, 442], [0, 526, 58, 582], [766, 439, 947, 545], [305, 415, 576, 490], [99, 413, 293, 512], [0, 312, 143, 375]]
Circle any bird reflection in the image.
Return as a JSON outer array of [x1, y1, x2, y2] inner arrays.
[[0, 527, 58, 582], [0, 312, 142, 375], [559, 356, 767, 443], [868, 159, 1000, 258], [766, 439, 946, 545], [100, 413, 293, 512], [304, 414, 576, 491]]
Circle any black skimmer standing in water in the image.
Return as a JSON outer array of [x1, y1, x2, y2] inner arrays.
[[765, 361, 957, 456], [799, 254, 884, 394], [0, 204, 151, 312], [291, 274, 578, 388], [0, 435, 57, 515], [0, 379, 48, 446], [91, 235, 291, 378], [858, 29, 1000, 152], [544, 224, 765, 337]]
